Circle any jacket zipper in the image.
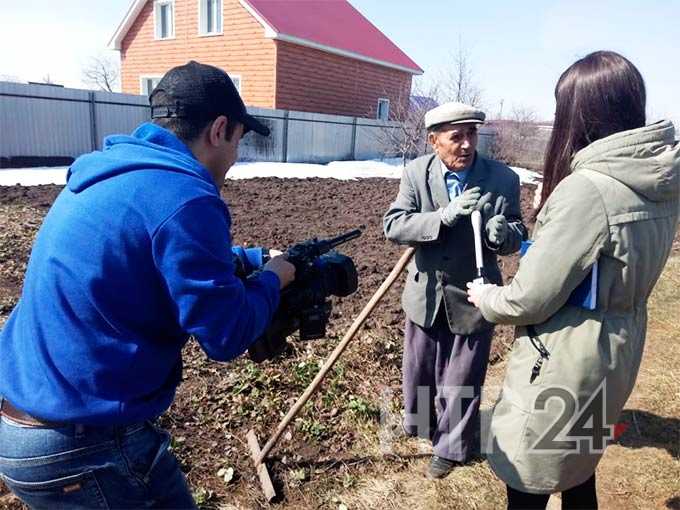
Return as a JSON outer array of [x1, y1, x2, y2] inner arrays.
[[526, 325, 550, 383]]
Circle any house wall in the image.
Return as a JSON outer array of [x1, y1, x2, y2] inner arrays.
[[120, 0, 277, 107], [274, 41, 412, 120]]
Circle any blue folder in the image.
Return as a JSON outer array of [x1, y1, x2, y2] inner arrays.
[[520, 240, 598, 311]]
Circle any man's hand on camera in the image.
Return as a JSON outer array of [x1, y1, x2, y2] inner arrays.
[[440, 186, 482, 227], [264, 255, 295, 289]]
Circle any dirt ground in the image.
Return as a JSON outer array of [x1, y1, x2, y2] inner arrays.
[[0, 178, 677, 509]]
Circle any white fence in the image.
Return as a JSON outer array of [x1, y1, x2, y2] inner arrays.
[[0, 82, 149, 165], [0, 81, 495, 168]]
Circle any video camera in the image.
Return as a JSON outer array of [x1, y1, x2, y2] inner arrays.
[[235, 229, 361, 362]]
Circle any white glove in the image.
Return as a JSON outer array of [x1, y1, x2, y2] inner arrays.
[[486, 214, 508, 246], [482, 195, 509, 246], [440, 187, 481, 227]]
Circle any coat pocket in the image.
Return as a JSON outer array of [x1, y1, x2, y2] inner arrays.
[[1, 470, 109, 509]]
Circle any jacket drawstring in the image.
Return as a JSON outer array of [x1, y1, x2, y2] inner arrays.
[[527, 325, 550, 383]]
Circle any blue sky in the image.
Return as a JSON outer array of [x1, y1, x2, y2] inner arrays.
[[1, 0, 678, 124]]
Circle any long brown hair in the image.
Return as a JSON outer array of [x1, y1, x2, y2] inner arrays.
[[536, 51, 646, 214]]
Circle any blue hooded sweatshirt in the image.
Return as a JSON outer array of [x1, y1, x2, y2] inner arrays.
[[0, 123, 280, 425]]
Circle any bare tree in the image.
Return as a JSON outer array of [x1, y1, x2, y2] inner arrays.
[[489, 106, 548, 169], [375, 79, 440, 166], [372, 39, 487, 165], [438, 38, 483, 107], [82, 54, 120, 92]]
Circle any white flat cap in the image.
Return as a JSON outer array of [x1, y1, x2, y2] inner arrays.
[[424, 102, 485, 129]]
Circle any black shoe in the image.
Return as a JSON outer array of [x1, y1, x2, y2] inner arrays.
[[426, 455, 460, 479]]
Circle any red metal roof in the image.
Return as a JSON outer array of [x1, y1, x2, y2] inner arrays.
[[243, 0, 423, 74]]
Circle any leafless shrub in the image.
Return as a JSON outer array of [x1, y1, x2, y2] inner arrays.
[[377, 39, 490, 165], [374, 80, 439, 165], [489, 107, 550, 170]]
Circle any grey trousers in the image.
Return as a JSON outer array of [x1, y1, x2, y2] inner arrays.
[[402, 309, 493, 461]]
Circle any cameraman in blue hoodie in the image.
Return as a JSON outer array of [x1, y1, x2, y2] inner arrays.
[[0, 61, 295, 509]]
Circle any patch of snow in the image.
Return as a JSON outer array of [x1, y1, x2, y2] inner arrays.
[[227, 158, 405, 181], [509, 166, 541, 185], [0, 159, 540, 187], [0, 167, 68, 186]]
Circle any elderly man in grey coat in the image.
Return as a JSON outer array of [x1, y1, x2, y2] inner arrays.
[[383, 102, 527, 478]]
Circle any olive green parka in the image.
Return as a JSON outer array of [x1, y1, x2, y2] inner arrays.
[[479, 120, 679, 493]]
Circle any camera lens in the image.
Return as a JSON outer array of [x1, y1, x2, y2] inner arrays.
[[316, 252, 358, 297]]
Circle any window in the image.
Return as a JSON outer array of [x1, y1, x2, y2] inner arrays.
[[140, 76, 162, 96], [377, 98, 390, 121], [230, 74, 242, 94], [199, 0, 222, 35], [154, 0, 175, 40]]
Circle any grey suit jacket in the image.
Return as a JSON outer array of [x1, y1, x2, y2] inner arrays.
[[384, 153, 527, 335]]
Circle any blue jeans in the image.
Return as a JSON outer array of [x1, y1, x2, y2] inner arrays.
[[0, 414, 197, 509]]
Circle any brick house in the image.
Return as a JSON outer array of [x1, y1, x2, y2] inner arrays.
[[109, 0, 423, 120]]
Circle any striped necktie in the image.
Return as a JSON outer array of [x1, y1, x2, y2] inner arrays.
[[445, 171, 464, 199]]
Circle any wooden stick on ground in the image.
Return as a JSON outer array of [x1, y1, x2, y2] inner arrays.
[[246, 429, 276, 502], [247, 246, 415, 500]]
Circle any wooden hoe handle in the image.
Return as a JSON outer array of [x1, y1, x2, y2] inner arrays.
[[254, 246, 415, 465]]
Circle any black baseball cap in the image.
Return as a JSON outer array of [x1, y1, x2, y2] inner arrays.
[[149, 61, 270, 136]]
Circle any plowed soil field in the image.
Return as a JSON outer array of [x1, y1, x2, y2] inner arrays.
[[2, 178, 676, 509]]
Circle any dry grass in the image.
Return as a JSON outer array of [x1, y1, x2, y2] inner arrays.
[[0, 183, 676, 510], [591, 256, 680, 510], [2, 257, 677, 509], [303, 256, 680, 510], [339, 460, 506, 510]]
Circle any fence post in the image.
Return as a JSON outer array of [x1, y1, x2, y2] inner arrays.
[[88, 91, 98, 151], [350, 117, 358, 160], [281, 110, 289, 163]]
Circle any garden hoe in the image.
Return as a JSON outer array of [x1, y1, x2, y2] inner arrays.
[[247, 246, 415, 501]]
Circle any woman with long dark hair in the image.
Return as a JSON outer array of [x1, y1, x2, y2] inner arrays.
[[468, 51, 679, 509]]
